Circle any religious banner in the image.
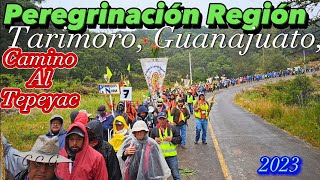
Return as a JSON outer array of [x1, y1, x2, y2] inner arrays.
[[183, 79, 190, 87], [140, 58, 168, 94]]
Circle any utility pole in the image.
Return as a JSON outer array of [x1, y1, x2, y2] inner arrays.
[[303, 49, 306, 74], [189, 52, 193, 84], [263, 48, 265, 71]]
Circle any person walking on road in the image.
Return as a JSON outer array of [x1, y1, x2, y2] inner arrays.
[[194, 93, 210, 144], [186, 91, 195, 114], [150, 112, 182, 180], [56, 122, 108, 180], [171, 99, 190, 149], [117, 121, 171, 180]]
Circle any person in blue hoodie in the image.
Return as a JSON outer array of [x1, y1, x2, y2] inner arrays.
[[45, 114, 67, 149], [96, 105, 114, 141], [135, 105, 155, 131]]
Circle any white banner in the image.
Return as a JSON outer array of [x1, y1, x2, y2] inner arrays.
[[140, 58, 168, 94], [98, 83, 120, 94], [183, 79, 190, 87], [206, 77, 213, 83]]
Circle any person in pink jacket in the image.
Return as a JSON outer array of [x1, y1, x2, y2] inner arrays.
[[56, 122, 108, 180]]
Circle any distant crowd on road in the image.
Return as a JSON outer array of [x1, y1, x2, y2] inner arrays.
[[192, 64, 319, 95]]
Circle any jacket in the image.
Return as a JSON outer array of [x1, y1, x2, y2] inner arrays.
[[96, 114, 114, 140], [117, 134, 171, 180], [87, 120, 122, 180], [194, 100, 210, 119], [2, 134, 26, 177], [150, 125, 181, 146], [56, 122, 108, 180], [74, 112, 89, 125], [136, 106, 154, 129], [171, 106, 190, 126], [45, 120, 67, 150], [109, 116, 130, 152]]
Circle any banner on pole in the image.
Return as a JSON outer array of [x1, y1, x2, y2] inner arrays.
[[140, 58, 168, 94], [98, 83, 120, 94], [183, 79, 190, 87]]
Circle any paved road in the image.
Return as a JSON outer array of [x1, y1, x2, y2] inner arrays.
[[177, 74, 320, 180]]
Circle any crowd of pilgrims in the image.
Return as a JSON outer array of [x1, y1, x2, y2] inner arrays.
[[2, 86, 215, 180]]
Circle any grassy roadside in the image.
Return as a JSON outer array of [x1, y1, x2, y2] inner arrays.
[[234, 75, 320, 148], [1, 89, 148, 151]]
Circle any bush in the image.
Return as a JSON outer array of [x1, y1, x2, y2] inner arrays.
[[0, 74, 15, 87], [287, 75, 314, 105]]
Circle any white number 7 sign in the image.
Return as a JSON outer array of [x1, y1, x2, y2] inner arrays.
[[120, 87, 132, 101]]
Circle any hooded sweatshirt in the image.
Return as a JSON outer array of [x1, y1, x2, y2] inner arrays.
[[86, 120, 122, 180], [46, 115, 67, 149], [74, 112, 89, 125], [56, 122, 108, 180], [136, 105, 154, 129], [109, 116, 130, 152]]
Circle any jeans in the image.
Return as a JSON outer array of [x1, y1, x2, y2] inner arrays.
[[188, 103, 193, 114], [195, 118, 208, 142], [165, 156, 180, 180], [176, 124, 187, 146]]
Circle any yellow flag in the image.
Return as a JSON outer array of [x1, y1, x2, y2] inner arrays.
[[127, 64, 131, 73], [106, 66, 113, 79]]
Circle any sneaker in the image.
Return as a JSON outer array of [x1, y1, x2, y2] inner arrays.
[[194, 141, 198, 144], [181, 145, 187, 149], [202, 141, 207, 144]]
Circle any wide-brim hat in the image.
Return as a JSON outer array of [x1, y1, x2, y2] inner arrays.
[[14, 135, 71, 163], [132, 121, 149, 132]]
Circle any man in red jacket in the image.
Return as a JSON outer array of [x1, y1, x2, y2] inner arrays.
[[56, 122, 108, 180]]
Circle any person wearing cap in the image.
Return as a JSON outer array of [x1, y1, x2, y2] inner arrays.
[[193, 93, 210, 144], [109, 116, 130, 152], [171, 99, 190, 149], [96, 105, 115, 141], [56, 122, 108, 179], [117, 121, 171, 180], [155, 98, 168, 115], [46, 114, 67, 149], [86, 120, 122, 180], [150, 112, 182, 180], [115, 101, 129, 124], [13, 135, 71, 180]]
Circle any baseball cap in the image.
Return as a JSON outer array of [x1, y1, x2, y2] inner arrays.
[[157, 98, 163, 103], [97, 105, 106, 111], [67, 127, 84, 137], [157, 112, 167, 119]]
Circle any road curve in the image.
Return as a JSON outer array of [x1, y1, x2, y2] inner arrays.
[[210, 79, 320, 180]]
